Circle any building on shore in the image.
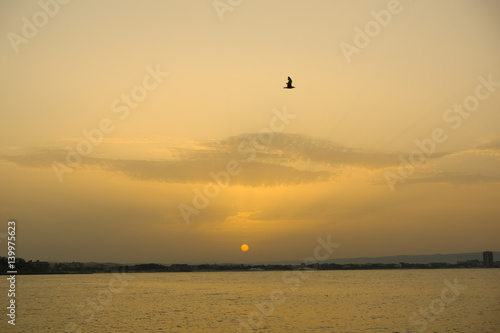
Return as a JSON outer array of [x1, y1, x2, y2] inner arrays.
[[28, 260, 51, 272], [483, 251, 493, 267]]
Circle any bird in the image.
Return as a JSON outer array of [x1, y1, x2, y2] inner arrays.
[[284, 76, 295, 89]]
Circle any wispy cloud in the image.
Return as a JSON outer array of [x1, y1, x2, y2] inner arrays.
[[3, 134, 499, 187], [477, 137, 500, 154], [61, 137, 157, 144], [374, 170, 500, 187], [220, 133, 421, 169]]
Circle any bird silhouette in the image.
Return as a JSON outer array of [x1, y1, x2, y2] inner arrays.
[[284, 76, 295, 89]]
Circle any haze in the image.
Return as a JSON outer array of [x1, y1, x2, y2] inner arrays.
[[1, 0, 499, 264]]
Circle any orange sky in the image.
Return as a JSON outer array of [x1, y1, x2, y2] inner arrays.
[[1, 0, 499, 263]]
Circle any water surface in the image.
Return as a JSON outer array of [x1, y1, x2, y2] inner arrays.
[[2, 269, 499, 332]]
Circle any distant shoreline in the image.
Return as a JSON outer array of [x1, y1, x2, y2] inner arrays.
[[2, 265, 497, 276], [3, 252, 497, 275]]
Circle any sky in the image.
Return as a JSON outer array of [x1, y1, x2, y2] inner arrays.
[[0, 0, 499, 264]]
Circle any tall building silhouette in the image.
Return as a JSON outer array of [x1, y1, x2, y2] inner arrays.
[[483, 251, 493, 267]]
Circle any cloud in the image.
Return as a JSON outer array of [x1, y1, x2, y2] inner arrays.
[[404, 171, 500, 185], [102, 158, 332, 186], [0, 149, 67, 168], [221, 133, 426, 169], [6, 132, 489, 187], [477, 137, 500, 154], [0, 134, 338, 186], [61, 137, 157, 144], [373, 170, 500, 187]]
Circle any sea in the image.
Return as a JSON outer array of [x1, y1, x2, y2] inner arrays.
[[1, 269, 499, 332]]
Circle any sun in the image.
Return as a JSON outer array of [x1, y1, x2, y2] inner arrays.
[[241, 244, 249, 252]]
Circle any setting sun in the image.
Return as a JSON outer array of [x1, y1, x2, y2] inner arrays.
[[241, 244, 249, 252]]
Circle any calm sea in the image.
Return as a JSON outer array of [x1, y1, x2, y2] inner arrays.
[[1, 269, 499, 332]]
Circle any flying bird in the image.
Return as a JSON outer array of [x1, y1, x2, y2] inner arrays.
[[284, 76, 295, 89]]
